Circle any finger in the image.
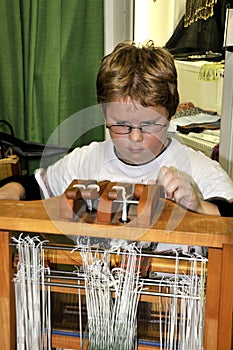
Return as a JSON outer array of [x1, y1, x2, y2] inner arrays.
[[164, 177, 184, 200], [156, 166, 169, 186], [173, 184, 193, 204], [172, 184, 202, 212], [157, 168, 182, 199], [157, 166, 177, 186]]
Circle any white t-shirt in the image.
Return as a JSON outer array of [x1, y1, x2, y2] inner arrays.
[[37, 137, 233, 200]]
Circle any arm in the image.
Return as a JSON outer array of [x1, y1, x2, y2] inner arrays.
[[0, 182, 26, 200], [0, 175, 41, 200], [198, 199, 221, 215], [157, 166, 221, 215], [205, 197, 233, 217]]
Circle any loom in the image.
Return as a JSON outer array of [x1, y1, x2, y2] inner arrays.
[[0, 180, 232, 349], [59, 179, 164, 226]]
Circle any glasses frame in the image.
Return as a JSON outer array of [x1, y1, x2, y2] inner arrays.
[[105, 123, 168, 135]]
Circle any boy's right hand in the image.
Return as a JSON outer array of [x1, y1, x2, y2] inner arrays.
[[0, 182, 25, 200]]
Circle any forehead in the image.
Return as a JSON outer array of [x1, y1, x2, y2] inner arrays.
[[105, 101, 168, 123]]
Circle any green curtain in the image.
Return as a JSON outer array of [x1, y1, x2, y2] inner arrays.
[[0, 0, 104, 145]]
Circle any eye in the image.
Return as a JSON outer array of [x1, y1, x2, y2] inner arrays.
[[140, 122, 159, 129], [140, 123, 167, 134], [140, 119, 162, 126], [113, 124, 130, 128]]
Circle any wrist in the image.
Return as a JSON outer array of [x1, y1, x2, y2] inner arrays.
[[199, 200, 221, 216], [205, 197, 232, 217]]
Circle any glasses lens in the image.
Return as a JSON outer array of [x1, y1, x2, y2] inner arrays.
[[109, 125, 130, 134], [141, 124, 163, 133], [107, 123, 166, 134]]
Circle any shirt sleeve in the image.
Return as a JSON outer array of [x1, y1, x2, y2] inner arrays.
[[206, 197, 233, 217]]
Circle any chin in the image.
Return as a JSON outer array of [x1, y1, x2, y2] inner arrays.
[[120, 152, 154, 165]]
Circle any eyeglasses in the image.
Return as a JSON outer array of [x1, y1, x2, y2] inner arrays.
[[106, 123, 168, 134]]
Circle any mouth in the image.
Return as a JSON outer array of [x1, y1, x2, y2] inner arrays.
[[128, 147, 144, 154]]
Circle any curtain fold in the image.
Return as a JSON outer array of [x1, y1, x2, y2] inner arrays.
[[0, 0, 104, 145]]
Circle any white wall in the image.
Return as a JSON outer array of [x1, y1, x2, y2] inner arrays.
[[104, 0, 186, 52], [134, 0, 186, 46], [104, 0, 134, 55], [104, 0, 134, 139]]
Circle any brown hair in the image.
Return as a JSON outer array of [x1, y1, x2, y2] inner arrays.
[[96, 41, 179, 119]]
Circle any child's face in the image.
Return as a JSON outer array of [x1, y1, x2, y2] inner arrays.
[[105, 98, 169, 165]]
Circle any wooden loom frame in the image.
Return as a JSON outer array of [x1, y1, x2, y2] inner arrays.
[[0, 195, 232, 350]]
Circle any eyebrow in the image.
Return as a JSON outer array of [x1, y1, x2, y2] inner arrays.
[[114, 120, 131, 125], [140, 120, 163, 125], [109, 118, 164, 125]]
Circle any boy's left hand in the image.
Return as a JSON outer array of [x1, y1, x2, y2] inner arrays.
[[157, 166, 204, 213], [157, 166, 221, 215]]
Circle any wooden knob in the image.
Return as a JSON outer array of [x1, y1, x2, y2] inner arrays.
[[108, 190, 118, 200], [134, 184, 145, 199]]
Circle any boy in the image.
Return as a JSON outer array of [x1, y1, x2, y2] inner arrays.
[[0, 41, 233, 217]]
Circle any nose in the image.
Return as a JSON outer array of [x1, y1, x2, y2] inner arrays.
[[128, 127, 143, 142]]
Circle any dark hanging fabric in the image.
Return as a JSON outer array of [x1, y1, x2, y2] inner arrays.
[[184, 0, 216, 28], [165, 0, 229, 59]]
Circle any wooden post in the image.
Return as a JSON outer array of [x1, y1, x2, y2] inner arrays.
[[204, 248, 222, 350], [0, 231, 15, 349], [218, 244, 233, 349]]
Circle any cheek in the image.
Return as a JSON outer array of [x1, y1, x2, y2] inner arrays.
[[110, 132, 128, 142], [146, 133, 166, 147], [111, 137, 129, 150]]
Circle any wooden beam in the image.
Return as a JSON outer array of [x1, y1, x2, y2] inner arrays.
[[0, 231, 15, 350]]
